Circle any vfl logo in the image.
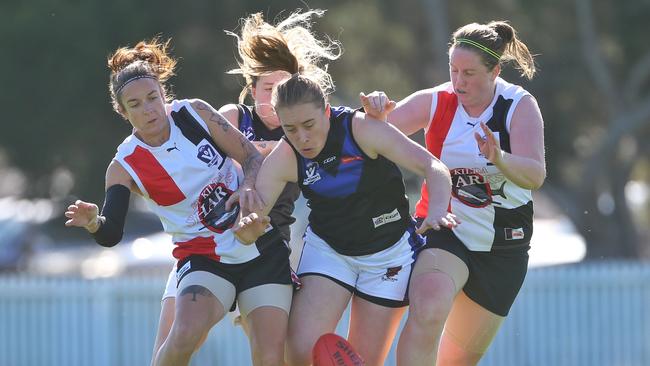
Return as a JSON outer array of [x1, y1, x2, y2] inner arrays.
[[197, 142, 223, 167], [243, 128, 255, 141], [382, 266, 402, 282], [302, 161, 321, 185]]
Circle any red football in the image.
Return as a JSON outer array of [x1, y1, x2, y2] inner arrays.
[[312, 333, 365, 366]]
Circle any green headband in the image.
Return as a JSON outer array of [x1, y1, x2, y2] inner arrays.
[[455, 38, 501, 60]]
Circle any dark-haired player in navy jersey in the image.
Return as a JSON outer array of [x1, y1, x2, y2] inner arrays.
[[235, 71, 457, 366]]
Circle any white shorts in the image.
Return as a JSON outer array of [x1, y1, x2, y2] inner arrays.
[[297, 227, 418, 307]]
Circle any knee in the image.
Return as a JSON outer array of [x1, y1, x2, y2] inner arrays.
[[286, 335, 313, 366], [167, 321, 209, 354], [409, 298, 452, 332], [251, 337, 285, 366], [253, 349, 284, 366]]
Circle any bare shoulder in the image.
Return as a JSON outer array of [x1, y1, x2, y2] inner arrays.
[[512, 95, 543, 127], [265, 139, 298, 182], [189, 99, 232, 132], [217, 103, 240, 128], [350, 112, 392, 158]]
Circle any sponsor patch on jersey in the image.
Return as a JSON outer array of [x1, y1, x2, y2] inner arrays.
[[303, 161, 322, 185], [197, 141, 224, 167], [505, 227, 525, 240], [197, 183, 237, 233], [177, 260, 191, 280], [372, 208, 402, 228], [451, 168, 493, 208]]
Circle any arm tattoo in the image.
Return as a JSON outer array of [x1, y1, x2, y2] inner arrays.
[[194, 101, 231, 132], [193, 100, 262, 187], [178, 285, 215, 302], [241, 136, 263, 188]]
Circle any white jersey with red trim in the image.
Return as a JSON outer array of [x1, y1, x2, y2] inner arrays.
[[113, 99, 260, 264], [415, 77, 534, 251]]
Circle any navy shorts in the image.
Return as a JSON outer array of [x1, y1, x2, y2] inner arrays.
[[419, 225, 529, 317]]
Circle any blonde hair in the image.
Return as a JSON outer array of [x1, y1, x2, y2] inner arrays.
[[227, 9, 342, 103], [452, 21, 536, 80], [107, 37, 176, 113]]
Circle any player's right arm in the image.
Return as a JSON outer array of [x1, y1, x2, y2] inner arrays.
[[360, 89, 434, 136], [233, 140, 297, 244], [64, 161, 134, 246]]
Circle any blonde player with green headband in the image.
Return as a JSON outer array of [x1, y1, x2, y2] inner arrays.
[[360, 21, 545, 365]]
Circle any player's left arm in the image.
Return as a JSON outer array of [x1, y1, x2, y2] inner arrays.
[[475, 95, 546, 190], [352, 113, 457, 233]]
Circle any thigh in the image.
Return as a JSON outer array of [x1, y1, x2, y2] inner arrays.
[[177, 255, 238, 315], [287, 275, 352, 360], [348, 295, 406, 366], [246, 305, 290, 354], [411, 248, 469, 296], [439, 291, 504, 361], [238, 283, 293, 318], [176, 270, 235, 328]]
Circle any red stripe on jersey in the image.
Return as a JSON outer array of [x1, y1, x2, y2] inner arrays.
[[172, 236, 221, 262], [415, 91, 457, 218], [124, 145, 186, 206]]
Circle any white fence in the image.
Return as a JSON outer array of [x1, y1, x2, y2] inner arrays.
[[0, 261, 648, 366]]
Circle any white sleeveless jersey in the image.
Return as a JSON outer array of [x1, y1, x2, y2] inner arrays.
[[113, 99, 260, 264], [415, 78, 534, 251]]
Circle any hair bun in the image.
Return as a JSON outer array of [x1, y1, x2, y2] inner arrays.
[[489, 21, 515, 43]]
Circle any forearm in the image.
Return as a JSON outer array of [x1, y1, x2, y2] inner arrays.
[[495, 151, 546, 190], [424, 161, 452, 214], [92, 185, 131, 247], [240, 149, 264, 189]]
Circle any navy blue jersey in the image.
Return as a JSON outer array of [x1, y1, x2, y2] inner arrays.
[[287, 106, 410, 255], [237, 104, 299, 242]]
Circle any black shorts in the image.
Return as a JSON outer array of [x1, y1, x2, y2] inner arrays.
[[176, 240, 292, 311], [420, 226, 529, 317]]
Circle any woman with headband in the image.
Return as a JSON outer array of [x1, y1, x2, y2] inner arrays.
[[63, 38, 291, 366], [361, 21, 545, 365]]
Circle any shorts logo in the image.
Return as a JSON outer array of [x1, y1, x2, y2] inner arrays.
[[382, 266, 402, 282], [372, 209, 401, 228], [197, 141, 224, 167], [177, 260, 191, 281], [303, 161, 321, 185], [505, 227, 525, 240]]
